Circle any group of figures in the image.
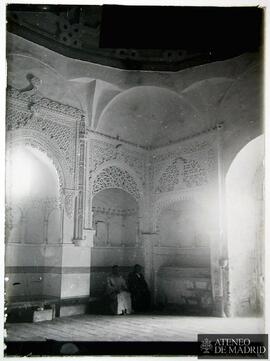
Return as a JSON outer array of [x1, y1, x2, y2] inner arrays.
[[106, 264, 151, 315]]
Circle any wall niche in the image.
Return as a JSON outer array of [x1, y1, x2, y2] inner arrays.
[[92, 188, 139, 247]]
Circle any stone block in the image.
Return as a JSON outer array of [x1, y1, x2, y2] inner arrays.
[[33, 309, 53, 322]]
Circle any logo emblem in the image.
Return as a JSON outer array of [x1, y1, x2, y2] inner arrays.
[[200, 337, 213, 354]]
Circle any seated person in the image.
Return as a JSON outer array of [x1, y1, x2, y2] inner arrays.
[[106, 265, 132, 315], [128, 264, 151, 312]]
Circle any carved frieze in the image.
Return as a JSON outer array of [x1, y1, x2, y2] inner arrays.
[[7, 85, 82, 121], [183, 159, 208, 188], [152, 133, 218, 194], [27, 116, 76, 168], [92, 206, 137, 217], [64, 190, 75, 219], [89, 138, 146, 183], [92, 166, 141, 200], [6, 84, 82, 186], [155, 161, 181, 193]]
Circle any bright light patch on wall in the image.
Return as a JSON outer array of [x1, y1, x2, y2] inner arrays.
[[6, 145, 59, 202], [7, 147, 36, 200], [226, 135, 264, 316]]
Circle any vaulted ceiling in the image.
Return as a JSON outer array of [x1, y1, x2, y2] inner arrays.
[[6, 5, 263, 71], [6, 5, 263, 149]]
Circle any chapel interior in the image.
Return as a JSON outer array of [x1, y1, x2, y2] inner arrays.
[[4, 4, 265, 344]]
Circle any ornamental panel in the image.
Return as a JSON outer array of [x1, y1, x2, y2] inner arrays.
[[92, 166, 141, 200], [6, 84, 82, 183], [89, 139, 146, 183]]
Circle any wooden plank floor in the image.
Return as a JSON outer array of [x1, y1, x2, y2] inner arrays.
[[5, 315, 264, 342]]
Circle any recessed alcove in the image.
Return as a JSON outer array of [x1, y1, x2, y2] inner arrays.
[[5, 145, 62, 306], [92, 188, 139, 247], [90, 188, 143, 301]]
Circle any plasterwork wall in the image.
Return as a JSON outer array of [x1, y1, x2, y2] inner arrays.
[[6, 85, 81, 189], [150, 130, 218, 227], [5, 81, 87, 305], [5, 33, 263, 316]]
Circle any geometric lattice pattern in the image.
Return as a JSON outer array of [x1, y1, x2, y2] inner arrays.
[[155, 156, 209, 193], [183, 159, 207, 188], [90, 139, 145, 182], [92, 166, 140, 200], [155, 162, 180, 193], [6, 107, 30, 131], [27, 116, 76, 167]]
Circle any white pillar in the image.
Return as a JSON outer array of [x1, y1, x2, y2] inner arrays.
[[142, 233, 156, 299]]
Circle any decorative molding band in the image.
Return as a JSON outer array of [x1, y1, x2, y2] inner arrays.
[[6, 295, 90, 308], [92, 206, 137, 216], [5, 266, 91, 274], [90, 266, 135, 273], [5, 266, 140, 274], [150, 126, 217, 152], [88, 129, 147, 151], [88, 127, 217, 152], [6, 86, 82, 122]]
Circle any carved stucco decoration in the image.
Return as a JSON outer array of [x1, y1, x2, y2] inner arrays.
[[183, 159, 208, 188], [154, 157, 210, 193], [6, 130, 69, 190], [89, 138, 146, 184], [151, 130, 215, 171], [92, 166, 141, 201], [64, 189, 75, 219], [155, 160, 181, 193], [92, 206, 137, 216], [6, 83, 83, 188], [6, 106, 31, 131], [7, 108, 76, 175], [36, 98, 82, 120], [152, 133, 217, 194], [7, 85, 81, 120]]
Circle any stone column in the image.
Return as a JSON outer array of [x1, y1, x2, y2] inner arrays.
[[61, 188, 76, 244], [84, 137, 94, 230], [210, 122, 229, 317], [141, 233, 157, 301], [72, 115, 86, 244]]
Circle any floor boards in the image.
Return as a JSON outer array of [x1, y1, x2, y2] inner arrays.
[[5, 314, 264, 342]]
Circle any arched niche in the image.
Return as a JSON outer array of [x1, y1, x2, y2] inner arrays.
[[92, 188, 139, 247], [90, 188, 143, 299], [6, 144, 61, 244], [226, 135, 264, 316], [157, 199, 210, 249]]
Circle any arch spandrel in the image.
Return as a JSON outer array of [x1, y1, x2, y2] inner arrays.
[[6, 129, 71, 190], [91, 165, 142, 201]]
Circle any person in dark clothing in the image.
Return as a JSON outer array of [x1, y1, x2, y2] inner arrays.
[[128, 264, 151, 312]]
